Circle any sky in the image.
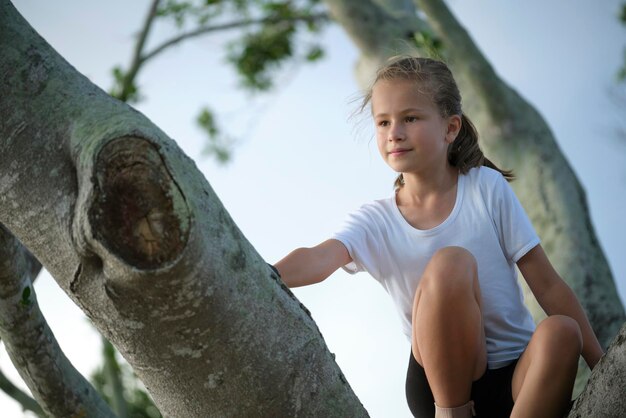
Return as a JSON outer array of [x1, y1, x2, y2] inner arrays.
[[3, 1, 626, 417]]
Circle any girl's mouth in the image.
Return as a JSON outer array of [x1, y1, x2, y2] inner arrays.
[[389, 149, 411, 156]]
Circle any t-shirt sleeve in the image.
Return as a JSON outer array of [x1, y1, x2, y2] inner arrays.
[[331, 204, 381, 276], [489, 172, 540, 263]]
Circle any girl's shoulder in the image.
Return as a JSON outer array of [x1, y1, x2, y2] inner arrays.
[[465, 165, 503, 185], [466, 165, 510, 193], [351, 194, 396, 218], [340, 194, 398, 230], [465, 166, 511, 206]]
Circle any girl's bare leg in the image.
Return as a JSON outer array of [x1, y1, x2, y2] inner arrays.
[[411, 246, 487, 408], [511, 315, 582, 418]]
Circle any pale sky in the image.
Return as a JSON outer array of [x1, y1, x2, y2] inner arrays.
[[3, 1, 626, 417]]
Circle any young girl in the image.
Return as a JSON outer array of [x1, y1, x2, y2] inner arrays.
[[273, 57, 603, 418]]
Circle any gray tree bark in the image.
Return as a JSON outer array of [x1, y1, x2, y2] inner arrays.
[[568, 322, 626, 418], [323, 0, 625, 394], [0, 1, 366, 416], [0, 225, 115, 417]]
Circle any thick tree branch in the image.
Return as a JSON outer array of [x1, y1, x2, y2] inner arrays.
[[568, 321, 626, 417], [0, 366, 45, 417], [0, 225, 115, 417], [0, 2, 367, 415], [324, 0, 430, 86], [413, 0, 513, 124]]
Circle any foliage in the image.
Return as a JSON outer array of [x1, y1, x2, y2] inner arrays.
[[108, 0, 327, 163], [412, 29, 444, 60], [225, 0, 325, 91], [19, 286, 31, 307], [91, 340, 162, 418], [111, 65, 141, 103], [197, 106, 233, 162]]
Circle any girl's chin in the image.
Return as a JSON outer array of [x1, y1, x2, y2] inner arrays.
[[388, 164, 416, 173]]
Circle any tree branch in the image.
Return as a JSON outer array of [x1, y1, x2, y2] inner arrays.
[[324, 0, 434, 88], [0, 2, 367, 414], [568, 321, 626, 417], [0, 365, 45, 417], [0, 224, 115, 418], [141, 12, 329, 65], [118, 0, 161, 101]]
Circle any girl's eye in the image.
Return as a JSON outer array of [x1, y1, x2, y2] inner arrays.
[[405, 116, 418, 122], [377, 120, 389, 127]]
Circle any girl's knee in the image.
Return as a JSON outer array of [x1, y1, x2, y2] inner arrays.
[[419, 246, 477, 295], [535, 315, 582, 359], [431, 246, 476, 265]]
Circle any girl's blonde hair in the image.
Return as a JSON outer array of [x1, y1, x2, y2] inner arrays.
[[361, 56, 514, 188]]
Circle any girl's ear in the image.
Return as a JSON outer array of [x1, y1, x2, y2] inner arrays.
[[445, 115, 462, 143]]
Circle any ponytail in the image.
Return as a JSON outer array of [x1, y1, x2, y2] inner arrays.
[[448, 114, 514, 182]]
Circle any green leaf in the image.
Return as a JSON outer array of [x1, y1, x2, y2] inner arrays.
[[112, 66, 124, 84], [20, 286, 31, 306], [413, 30, 445, 58], [197, 108, 219, 138], [196, 107, 232, 164], [156, 0, 194, 27], [618, 48, 626, 82], [305, 45, 324, 62], [262, 1, 295, 19], [204, 143, 231, 163], [91, 339, 163, 417], [227, 24, 295, 91]]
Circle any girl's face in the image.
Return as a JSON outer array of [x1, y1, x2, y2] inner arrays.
[[371, 79, 460, 176]]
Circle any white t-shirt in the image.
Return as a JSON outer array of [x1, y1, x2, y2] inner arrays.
[[332, 166, 539, 369]]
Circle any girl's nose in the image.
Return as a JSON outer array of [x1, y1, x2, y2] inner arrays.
[[388, 125, 406, 141]]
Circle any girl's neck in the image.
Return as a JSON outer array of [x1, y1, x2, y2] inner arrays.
[[399, 165, 458, 205]]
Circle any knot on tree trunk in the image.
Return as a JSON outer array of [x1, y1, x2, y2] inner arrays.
[[89, 137, 190, 270]]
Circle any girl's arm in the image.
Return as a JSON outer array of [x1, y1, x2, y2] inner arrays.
[[517, 244, 605, 369], [274, 239, 352, 288]]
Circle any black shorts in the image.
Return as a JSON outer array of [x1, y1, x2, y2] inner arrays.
[[406, 351, 518, 418]]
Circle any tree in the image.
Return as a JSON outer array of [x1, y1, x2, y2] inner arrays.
[[0, 3, 624, 418], [3, 0, 331, 415], [0, 1, 365, 415]]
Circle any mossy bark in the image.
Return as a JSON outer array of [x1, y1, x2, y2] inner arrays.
[[567, 322, 626, 418], [0, 1, 367, 416]]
